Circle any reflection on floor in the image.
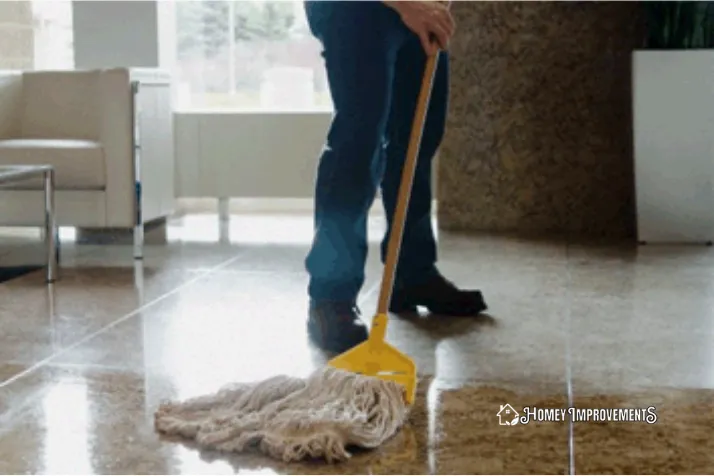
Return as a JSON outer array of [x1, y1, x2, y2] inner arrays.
[[1, 211, 713, 474]]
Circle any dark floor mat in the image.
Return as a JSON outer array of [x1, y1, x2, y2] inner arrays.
[[0, 265, 41, 284]]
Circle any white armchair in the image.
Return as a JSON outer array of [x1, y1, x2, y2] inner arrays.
[[0, 67, 175, 258]]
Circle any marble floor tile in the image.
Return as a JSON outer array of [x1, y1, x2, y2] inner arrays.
[[0, 366, 438, 475], [48, 270, 336, 383], [568, 293, 714, 393], [566, 255, 714, 302], [569, 331, 714, 394], [0, 363, 22, 384], [220, 243, 315, 274], [0, 265, 213, 365], [0, 364, 65, 424], [356, 253, 569, 389], [0, 239, 87, 274], [0, 365, 569, 476], [570, 387, 714, 474], [0, 367, 182, 475], [431, 380, 570, 474], [219, 242, 387, 279], [3, 213, 714, 474], [355, 293, 568, 391], [567, 241, 714, 267], [72, 242, 244, 272], [433, 235, 569, 302], [568, 296, 714, 342]]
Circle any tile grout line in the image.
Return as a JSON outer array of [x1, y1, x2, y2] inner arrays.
[[0, 239, 110, 424], [565, 242, 576, 475], [0, 236, 141, 429], [1, 360, 150, 374], [0, 250, 251, 391]]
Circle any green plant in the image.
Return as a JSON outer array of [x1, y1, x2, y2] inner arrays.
[[644, 1, 714, 49]]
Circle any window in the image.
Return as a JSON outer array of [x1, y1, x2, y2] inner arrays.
[[0, 1, 73, 70], [173, 0, 331, 112], [31, 0, 74, 70]]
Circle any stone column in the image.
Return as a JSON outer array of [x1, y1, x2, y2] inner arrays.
[[438, 2, 645, 239]]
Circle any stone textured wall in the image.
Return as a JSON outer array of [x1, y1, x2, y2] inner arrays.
[[437, 1, 645, 239]]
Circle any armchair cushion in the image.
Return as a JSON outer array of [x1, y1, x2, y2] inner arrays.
[[0, 139, 105, 189], [0, 72, 22, 139], [21, 71, 101, 141]]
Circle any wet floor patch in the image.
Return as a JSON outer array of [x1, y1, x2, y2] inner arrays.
[[572, 389, 714, 474], [433, 384, 714, 475], [433, 383, 570, 474], [2, 367, 713, 474]]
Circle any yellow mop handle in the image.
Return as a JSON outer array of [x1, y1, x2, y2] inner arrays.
[[374, 51, 442, 324]]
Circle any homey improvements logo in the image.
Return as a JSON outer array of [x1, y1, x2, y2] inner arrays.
[[497, 403, 658, 426]]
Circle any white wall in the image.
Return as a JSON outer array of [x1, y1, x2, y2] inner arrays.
[[72, 0, 160, 68], [175, 111, 439, 200]]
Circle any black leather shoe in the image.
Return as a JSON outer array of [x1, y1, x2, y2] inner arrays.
[[307, 300, 368, 353], [390, 272, 488, 316]]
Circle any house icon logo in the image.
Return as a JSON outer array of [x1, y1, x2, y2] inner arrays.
[[497, 404, 520, 426]]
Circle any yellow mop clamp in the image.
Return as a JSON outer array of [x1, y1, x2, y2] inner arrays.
[[328, 47, 443, 406]]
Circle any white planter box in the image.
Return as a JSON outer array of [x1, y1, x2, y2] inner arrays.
[[633, 50, 714, 244]]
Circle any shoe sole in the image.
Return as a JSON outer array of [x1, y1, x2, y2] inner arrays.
[[390, 298, 488, 317], [389, 303, 419, 314]]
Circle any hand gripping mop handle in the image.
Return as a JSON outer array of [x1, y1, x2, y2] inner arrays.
[[372, 40, 446, 341]]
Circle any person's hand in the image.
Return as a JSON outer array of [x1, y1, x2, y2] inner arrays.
[[385, 1, 454, 56]]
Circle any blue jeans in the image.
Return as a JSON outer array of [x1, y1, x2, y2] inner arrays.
[[304, 1, 448, 303]]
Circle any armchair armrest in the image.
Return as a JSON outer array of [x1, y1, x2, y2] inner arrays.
[[0, 71, 23, 140], [97, 68, 134, 227]]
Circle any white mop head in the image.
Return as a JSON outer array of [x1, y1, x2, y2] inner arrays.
[[154, 367, 411, 463]]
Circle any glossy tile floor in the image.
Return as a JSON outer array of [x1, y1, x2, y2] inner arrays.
[[1, 210, 714, 474]]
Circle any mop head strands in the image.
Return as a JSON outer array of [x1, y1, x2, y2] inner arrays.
[[154, 367, 411, 463]]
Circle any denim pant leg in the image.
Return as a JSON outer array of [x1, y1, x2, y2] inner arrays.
[[303, 1, 409, 302], [380, 36, 450, 287]]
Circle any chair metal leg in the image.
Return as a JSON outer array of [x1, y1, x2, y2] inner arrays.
[[131, 79, 143, 261], [43, 168, 59, 282], [133, 222, 144, 260], [218, 197, 230, 222]]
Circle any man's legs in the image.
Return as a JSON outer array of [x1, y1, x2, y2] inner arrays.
[[380, 36, 487, 316], [304, 1, 408, 352], [380, 36, 446, 284]]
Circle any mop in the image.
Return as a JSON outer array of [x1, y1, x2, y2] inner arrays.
[[154, 35, 443, 465]]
